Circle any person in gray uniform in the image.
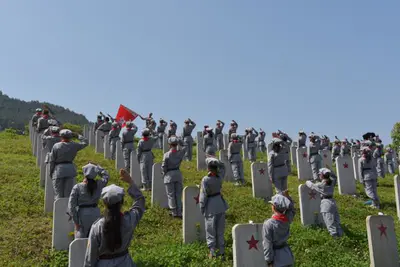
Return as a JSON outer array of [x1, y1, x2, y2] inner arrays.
[[36, 110, 50, 133], [97, 117, 112, 135], [109, 122, 121, 160], [308, 134, 322, 181], [305, 168, 343, 237], [68, 163, 110, 238], [331, 140, 341, 162], [49, 129, 88, 200], [228, 133, 244, 186], [168, 120, 177, 138], [268, 138, 289, 193], [374, 140, 385, 178], [94, 114, 104, 133], [359, 148, 380, 209], [257, 129, 266, 153], [298, 131, 307, 148], [340, 139, 351, 157], [182, 118, 196, 161], [203, 127, 217, 157], [245, 127, 259, 162], [84, 169, 145, 267], [199, 157, 228, 259], [137, 128, 158, 191], [156, 118, 168, 149], [161, 136, 187, 218], [31, 108, 42, 128], [121, 121, 138, 172], [384, 148, 395, 174], [263, 192, 295, 267], [228, 120, 238, 141], [320, 135, 330, 150], [139, 112, 154, 128], [42, 126, 62, 151], [278, 131, 292, 173], [214, 120, 225, 151]]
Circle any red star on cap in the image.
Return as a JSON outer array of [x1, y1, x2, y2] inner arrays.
[[309, 190, 317, 200], [303, 152, 308, 158], [258, 168, 265, 175], [194, 194, 199, 204], [343, 163, 349, 168], [247, 235, 259, 250], [378, 222, 387, 238]]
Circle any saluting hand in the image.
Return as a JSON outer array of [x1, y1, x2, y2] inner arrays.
[[120, 169, 133, 185]]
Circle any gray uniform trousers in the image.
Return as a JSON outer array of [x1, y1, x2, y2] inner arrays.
[[365, 180, 380, 207], [310, 155, 322, 181], [123, 143, 134, 171], [53, 176, 75, 200], [157, 132, 164, 149], [273, 175, 288, 194], [231, 160, 244, 182], [387, 161, 395, 174], [248, 146, 257, 162], [140, 152, 154, 185], [321, 199, 343, 237], [165, 180, 183, 216], [110, 137, 119, 160], [183, 137, 193, 161], [216, 134, 224, 151], [206, 213, 225, 254], [75, 207, 101, 238], [376, 158, 385, 178]]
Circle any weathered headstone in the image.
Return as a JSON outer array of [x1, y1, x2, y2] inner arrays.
[[52, 198, 74, 250], [290, 145, 297, 167], [366, 215, 399, 267], [196, 132, 206, 171], [44, 163, 55, 213], [36, 134, 42, 166], [320, 149, 332, 170], [219, 149, 234, 182], [130, 150, 142, 188], [394, 175, 400, 220], [336, 155, 356, 195], [232, 224, 265, 267], [353, 155, 361, 182], [162, 133, 168, 153], [33, 132, 37, 156], [242, 136, 249, 161], [296, 147, 312, 180], [182, 186, 206, 244], [267, 142, 273, 155], [223, 134, 229, 150], [104, 134, 111, 159], [95, 130, 104, 154], [151, 163, 168, 208], [68, 238, 88, 267], [40, 147, 50, 188], [83, 125, 88, 139], [251, 162, 272, 200], [89, 127, 95, 147], [115, 140, 124, 171], [299, 184, 323, 226]]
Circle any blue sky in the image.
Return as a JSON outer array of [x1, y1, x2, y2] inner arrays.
[[1, 1, 399, 143]]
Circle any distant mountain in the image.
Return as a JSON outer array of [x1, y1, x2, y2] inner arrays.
[[0, 90, 89, 130]]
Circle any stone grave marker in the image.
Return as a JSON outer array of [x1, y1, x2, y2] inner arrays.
[[36, 134, 42, 166], [196, 132, 206, 171], [299, 184, 323, 226], [44, 163, 55, 213], [162, 133, 168, 153], [183, 186, 206, 244], [320, 149, 332, 170], [223, 133, 229, 150], [232, 223, 265, 267], [89, 126, 95, 147], [395, 175, 400, 220], [52, 198, 74, 250], [115, 140, 125, 170], [290, 145, 297, 167], [336, 155, 356, 195], [353, 155, 361, 182], [130, 150, 142, 188], [40, 147, 50, 188], [296, 147, 312, 180], [393, 152, 398, 171], [251, 162, 272, 200], [104, 134, 111, 159], [33, 132, 37, 156], [68, 238, 88, 267], [95, 130, 105, 154], [151, 163, 168, 208], [83, 125, 88, 139], [219, 149, 234, 182], [366, 215, 399, 267], [267, 142, 273, 155], [242, 135, 249, 161]]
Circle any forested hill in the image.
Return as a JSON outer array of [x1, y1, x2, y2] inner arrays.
[[0, 90, 89, 130]]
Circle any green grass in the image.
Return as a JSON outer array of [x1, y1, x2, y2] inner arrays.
[[0, 130, 399, 266]]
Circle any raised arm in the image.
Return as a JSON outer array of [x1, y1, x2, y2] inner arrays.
[[96, 165, 110, 188]]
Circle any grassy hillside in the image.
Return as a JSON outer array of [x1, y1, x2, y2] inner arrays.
[[0, 130, 399, 267]]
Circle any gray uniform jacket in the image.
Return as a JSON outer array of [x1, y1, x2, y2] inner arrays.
[[42, 135, 62, 162], [203, 134, 216, 154], [298, 135, 307, 147], [168, 126, 177, 138], [161, 147, 187, 184], [268, 151, 289, 179], [358, 157, 378, 182], [340, 144, 351, 157], [157, 122, 167, 134], [137, 137, 158, 162], [94, 120, 104, 132], [228, 127, 236, 141], [262, 196, 295, 265], [37, 117, 49, 133], [84, 184, 145, 267], [306, 174, 338, 213], [49, 137, 88, 179], [97, 122, 112, 133], [332, 145, 340, 157], [121, 127, 138, 149], [384, 152, 393, 163], [199, 167, 228, 216], [215, 122, 225, 135], [228, 141, 242, 162], [31, 113, 41, 126], [308, 142, 322, 163], [246, 130, 259, 149], [182, 122, 196, 143], [109, 127, 121, 142]]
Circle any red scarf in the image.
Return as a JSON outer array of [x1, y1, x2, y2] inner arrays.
[[142, 137, 149, 141], [112, 127, 117, 130], [61, 139, 70, 143], [233, 140, 238, 143], [208, 172, 217, 177], [43, 115, 49, 119], [272, 213, 288, 222], [171, 149, 177, 153]]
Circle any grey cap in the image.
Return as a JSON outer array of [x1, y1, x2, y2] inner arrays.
[[36, 108, 42, 112], [231, 133, 238, 139], [168, 136, 178, 145], [101, 184, 125, 205], [47, 119, 58, 126], [82, 163, 98, 179], [271, 137, 283, 144], [125, 121, 133, 128], [50, 126, 60, 133], [318, 168, 331, 176], [142, 128, 150, 135], [60, 129, 73, 139], [205, 157, 221, 169], [268, 194, 291, 212], [112, 122, 119, 127]]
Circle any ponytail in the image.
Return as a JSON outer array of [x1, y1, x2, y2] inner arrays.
[[103, 201, 123, 251], [86, 179, 97, 196]]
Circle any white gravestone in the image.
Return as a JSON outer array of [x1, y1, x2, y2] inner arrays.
[[232, 224, 265, 267], [83, 125, 88, 139], [251, 162, 272, 200], [40, 147, 50, 188], [151, 163, 169, 208], [163, 133, 169, 154], [95, 130, 105, 154], [89, 126, 95, 147], [320, 149, 332, 170], [183, 186, 206, 244], [33, 132, 37, 156], [104, 134, 111, 159], [394, 175, 400, 220], [44, 163, 55, 213], [290, 146, 297, 167], [296, 147, 312, 180], [267, 142, 273, 155], [115, 140, 124, 171], [196, 132, 206, 171], [353, 155, 361, 182], [219, 149, 234, 182], [52, 198, 74, 250], [36, 134, 42, 167], [242, 136, 249, 161], [366, 215, 399, 267], [68, 238, 88, 267], [393, 152, 398, 171], [130, 150, 142, 188], [336, 155, 356, 195], [299, 184, 323, 226], [223, 134, 229, 150]]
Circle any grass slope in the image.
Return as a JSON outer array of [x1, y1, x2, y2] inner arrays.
[[0, 130, 399, 267]]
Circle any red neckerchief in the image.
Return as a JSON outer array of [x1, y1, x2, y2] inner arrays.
[[36, 112, 42, 116], [171, 149, 177, 153], [233, 140, 238, 143], [52, 134, 59, 137], [142, 137, 149, 141], [112, 127, 117, 130], [272, 213, 288, 222], [61, 139, 70, 143], [43, 115, 49, 119], [208, 172, 217, 177]]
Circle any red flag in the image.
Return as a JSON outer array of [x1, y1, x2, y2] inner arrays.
[[115, 105, 139, 127]]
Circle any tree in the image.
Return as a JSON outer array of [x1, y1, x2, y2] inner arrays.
[[390, 122, 400, 150]]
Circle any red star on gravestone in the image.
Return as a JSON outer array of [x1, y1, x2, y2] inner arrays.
[[303, 152, 308, 158], [247, 235, 259, 250], [323, 154, 328, 158], [194, 194, 199, 205], [258, 168, 265, 175], [309, 190, 317, 200], [377, 222, 387, 238], [343, 163, 349, 168]]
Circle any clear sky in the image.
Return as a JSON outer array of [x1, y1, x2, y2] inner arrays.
[[1, 1, 399, 143]]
